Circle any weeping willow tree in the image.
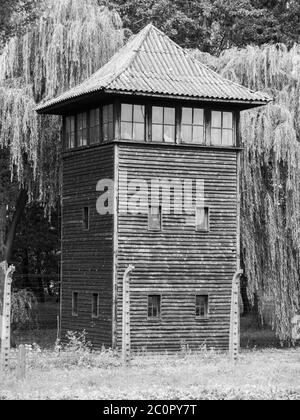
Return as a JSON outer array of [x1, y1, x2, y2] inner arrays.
[[0, 0, 123, 292], [193, 45, 300, 343]]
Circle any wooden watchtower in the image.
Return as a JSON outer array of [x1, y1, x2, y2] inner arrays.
[[37, 24, 270, 351]]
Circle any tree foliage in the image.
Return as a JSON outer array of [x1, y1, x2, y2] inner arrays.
[[112, 0, 300, 53], [0, 0, 39, 48], [193, 44, 300, 342], [0, 0, 124, 262]]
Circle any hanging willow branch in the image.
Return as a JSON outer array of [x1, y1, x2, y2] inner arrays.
[[192, 44, 300, 343], [0, 0, 124, 209]]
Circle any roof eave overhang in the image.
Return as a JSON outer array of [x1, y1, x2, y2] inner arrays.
[[36, 88, 272, 115]]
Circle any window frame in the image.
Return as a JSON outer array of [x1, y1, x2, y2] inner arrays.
[[120, 103, 146, 141], [195, 206, 210, 232], [72, 291, 79, 317], [147, 294, 162, 320], [65, 115, 76, 149], [89, 107, 101, 145], [209, 109, 235, 147], [180, 106, 205, 144], [151, 105, 176, 144], [148, 205, 162, 231], [195, 294, 209, 319], [91, 293, 100, 319], [63, 102, 238, 150], [76, 112, 88, 148], [102, 103, 115, 143], [82, 206, 90, 231]]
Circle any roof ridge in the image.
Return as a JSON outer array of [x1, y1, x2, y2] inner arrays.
[[36, 23, 271, 113], [107, 24, 153, 88]]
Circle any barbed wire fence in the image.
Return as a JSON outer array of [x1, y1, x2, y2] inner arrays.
[[10, 274, 60, 349]]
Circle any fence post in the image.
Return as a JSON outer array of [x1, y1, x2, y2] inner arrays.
[[0, 262, 15, 373], [17, 344, 26, 380], [122, 264, 135, 366], [229, 269, 243, 362]]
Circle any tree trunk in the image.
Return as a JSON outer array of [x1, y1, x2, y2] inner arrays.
[[35, 250, 45, 303], [0, 203, 6, 263], [5, 189, 28, 263], [240, 274, 251, 316]]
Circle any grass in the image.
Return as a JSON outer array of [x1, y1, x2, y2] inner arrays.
[[4, 311, 298, 400], [1, 347, 300, 400]]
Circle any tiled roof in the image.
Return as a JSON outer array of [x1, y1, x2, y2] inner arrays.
[[36, 24, 271, 113]]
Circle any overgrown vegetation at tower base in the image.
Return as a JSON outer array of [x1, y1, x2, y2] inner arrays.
[[1, 344, 300, 400]]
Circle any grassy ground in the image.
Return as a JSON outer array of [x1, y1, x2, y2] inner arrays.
[[1, 347, 300, 400], [5, 308, 298, 400]]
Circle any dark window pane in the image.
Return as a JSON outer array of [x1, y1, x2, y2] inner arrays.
[[121, 122, 132, 140], [222, 129, 233, 146], [164, 125, 175, 143], [133, 105, 145, 123], [103, 104, 113, 124], [148, 295, 161, 318], [90, 108, 100, 126], [182, 107, 193, 125], [152, 124, 163, 142], [211, 128, 222, 145], [121, 103, 133, 122], [211, 111, 222, 128], [223, 112, 233, 129], [152, 106, 163, 124], [103, 106, 108, 123], [78, 132, 83, 146], [164, 107, 175, 125], [108, 104, 114, 122], [90, 125, 100, 144], [182, 125, 192, 143], [103, 124, 109, 142], [133, 123, 145, 140], [83, 207, 89, 230], [196, 295, 208, 318], [193, 125, 204, 144], [82, 128, 87, 146], [70, 132, 75, 148], [77, 113, 87, 130], [82, 113, 87, 128], [103, 104, 114, 141], [72, 292, 78, 316], [90, 110, 95, 127], [108, 122, 114, 140], [77, 113, 82, 130], [70, 116, 75, 132], [92, 293, 99, 318]]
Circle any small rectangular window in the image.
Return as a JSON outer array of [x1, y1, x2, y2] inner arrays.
[[72, 292, 78, 316], [83, 207, 90, 230], [92, 293, 99, 318], [196, 295, 209, 318], [65, 116, 76, 149], [148, 205, 162, 231], [77, 113, 88, 147], [103, 104, 114, 142], [121, 103, 145, 141], [148, 295, 161, 318], [90, 108, 101, 144], [196, 207, 209, 231], [152, 106, 175, 143], [211, 111, 234, 146], [181, 107, 204, 144]]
